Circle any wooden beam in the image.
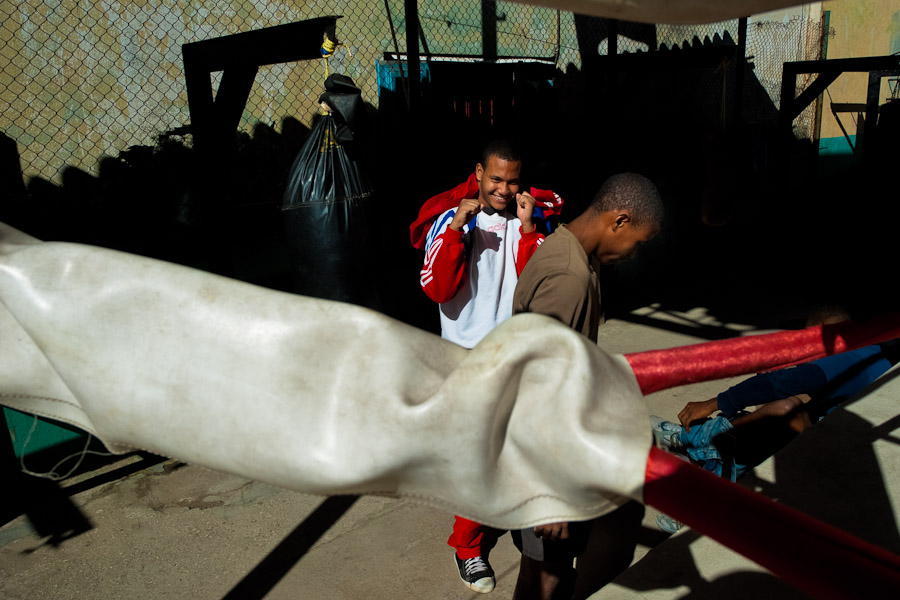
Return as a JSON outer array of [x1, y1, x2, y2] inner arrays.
[[780, 55, 900, 75], [182, 17, 340, 151], [404, 0, 419, 115], [181, 17, 339, 71], [787, 71, 840, 122]]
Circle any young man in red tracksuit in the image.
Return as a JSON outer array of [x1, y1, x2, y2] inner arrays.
[[418, 140, 546, 593]]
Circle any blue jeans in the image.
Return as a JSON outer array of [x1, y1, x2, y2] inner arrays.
[[680, 417, 748, 481]]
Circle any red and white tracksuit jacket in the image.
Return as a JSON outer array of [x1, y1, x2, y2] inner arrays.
[[420, 206, 544, 349], [420, 205, 544, 559]]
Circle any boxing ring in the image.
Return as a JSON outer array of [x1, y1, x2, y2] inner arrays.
[[3, 220, 900, 598]]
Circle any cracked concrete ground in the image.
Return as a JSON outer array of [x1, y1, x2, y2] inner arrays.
[[2, 307, 898, 599]]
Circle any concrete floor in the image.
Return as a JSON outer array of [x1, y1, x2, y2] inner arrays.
[[2, 305, 897, 599]]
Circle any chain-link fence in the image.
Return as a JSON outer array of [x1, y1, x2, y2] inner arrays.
[[1, 0, 387, 184], [747, 15, 830, 139], [1, 1, 824, 184]]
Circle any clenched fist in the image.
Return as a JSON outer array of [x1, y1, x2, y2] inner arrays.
[[516, 192, 536, 233], [449, 198, 483, 232]]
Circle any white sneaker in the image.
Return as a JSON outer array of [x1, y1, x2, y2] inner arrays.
[[656, 513, 684, 534], [650, 415, 684, 450]]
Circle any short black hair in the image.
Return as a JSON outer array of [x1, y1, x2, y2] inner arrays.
[[590, 173, 663, 228], [481, 139, 522, 167]]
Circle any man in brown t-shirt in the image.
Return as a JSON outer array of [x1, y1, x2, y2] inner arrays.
[[510, 172, 663, 599]]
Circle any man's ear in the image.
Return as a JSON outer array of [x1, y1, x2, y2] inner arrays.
[[475, 163, 484, 182], [613, 212, 632, 231]]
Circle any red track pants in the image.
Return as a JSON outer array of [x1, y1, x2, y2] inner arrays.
[[447, 515, 503, 559]]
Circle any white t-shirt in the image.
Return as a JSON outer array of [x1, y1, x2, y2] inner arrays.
[[424, 207, 524, 349]]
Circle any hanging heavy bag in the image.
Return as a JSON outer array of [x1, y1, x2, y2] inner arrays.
[[319, 73, 364, 146], [281, 112, 374, 306]]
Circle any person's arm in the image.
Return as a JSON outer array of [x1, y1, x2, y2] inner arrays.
[[420, 202, 481, 303], [729, 393, 812, 432], [516, 229, 544, 276], [420, 228, 465, 303], [678, 397, 719, 432], [515, 192, 543, 274], [678, 362, 828, 431], [715, 362, 826, 418], [533, 521, 569, 540]]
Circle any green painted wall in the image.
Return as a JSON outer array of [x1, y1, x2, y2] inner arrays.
[[819, 133, 856, 155], [3, 407, 83, 458]]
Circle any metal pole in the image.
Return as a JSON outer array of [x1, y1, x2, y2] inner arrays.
[[812, 11, 831, 144], [404, 0, 420, 116], [734, 17, 747, 129], [482, 1, 497, 61]]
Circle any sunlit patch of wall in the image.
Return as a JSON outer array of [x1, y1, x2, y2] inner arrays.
[[818, 0, 898, 147]]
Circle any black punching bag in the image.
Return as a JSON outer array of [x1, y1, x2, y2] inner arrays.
[[281, 75, 376, 307]]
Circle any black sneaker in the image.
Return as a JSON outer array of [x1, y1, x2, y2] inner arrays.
[[455, 553, 495, 593]]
